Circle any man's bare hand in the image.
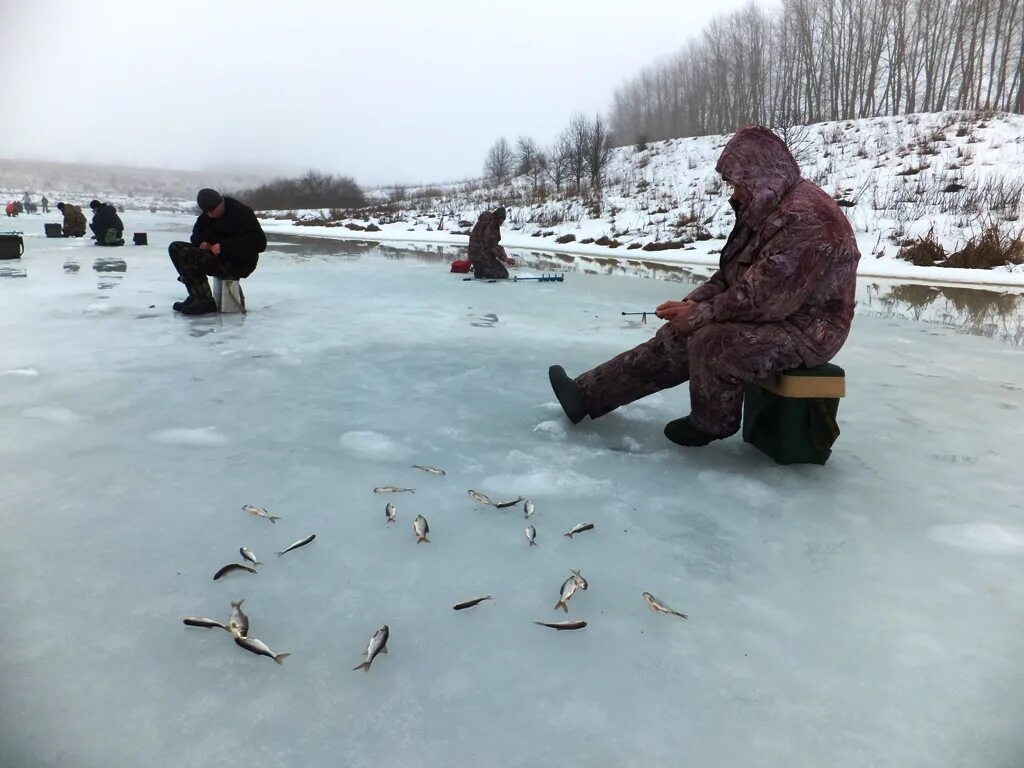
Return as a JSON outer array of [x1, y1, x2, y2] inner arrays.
[[211, 243, 221, 256], [655, 300, 694, 321], [199, 241, 210, 251], [669, 303, 697, 334]]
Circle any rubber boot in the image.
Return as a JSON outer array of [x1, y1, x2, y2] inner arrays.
[[172, 278, 195, 313], [180, 278, 217, 315], [663, 416, 717, 447], [548, 365, 587, 424]]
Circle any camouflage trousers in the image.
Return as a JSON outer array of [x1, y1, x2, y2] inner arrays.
[[574, 321, 815, 438], [168, 241, 237, 295], [472, 248, 510, 280]]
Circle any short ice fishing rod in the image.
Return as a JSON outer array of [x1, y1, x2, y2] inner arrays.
[[621, 311, 658, 324]]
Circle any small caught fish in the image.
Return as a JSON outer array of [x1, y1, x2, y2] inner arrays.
[[523, 500, 535, 519], [183, 617, 229, 630], [563, 522, 595, 539], [413, 515, 430, 543], [353, 625, 389, 672], [570, 568, 588, 590], [453, 596, 493, 611], [554, 575, 579, 613], [239, 547, 262, 566], [228, 599, 250, 638], [412, 465, 446, 476], [374, 486, 415, 494], [493, 496, 525, 509], [213, 563, 257, 581], [234, 635, 290, 665], [642, 592, 688, 619], [276, 534, 316, 557], [241, 504, 281, 524], [467, 489, 493, 506], [534, 620, 588, 631], [526, 525, 537, 546], [385, 502, 397, 524]]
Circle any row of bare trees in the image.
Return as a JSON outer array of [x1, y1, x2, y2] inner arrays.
[[483, 113, 614, 195], [610, 0, 1024, 145]]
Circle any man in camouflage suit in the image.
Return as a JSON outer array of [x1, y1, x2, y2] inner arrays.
[[468, 206, 510, 279], [549, 125, 860, 447]]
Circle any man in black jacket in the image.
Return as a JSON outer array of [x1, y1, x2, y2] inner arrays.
[[89, 200, 125, 246], [168, 188, 267, 315]]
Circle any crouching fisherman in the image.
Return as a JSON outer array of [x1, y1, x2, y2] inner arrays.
[[468, 206, 512, 279], [56, 202, 87, 237], [549, 125, 861, 447], [168, 188, 266, 315], [89, 199, 125, 246]]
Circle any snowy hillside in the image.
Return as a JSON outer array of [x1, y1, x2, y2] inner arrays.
[[267, 110, 1024, 279]]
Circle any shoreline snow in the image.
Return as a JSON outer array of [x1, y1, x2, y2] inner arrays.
[[259, 218, 1024, 290]]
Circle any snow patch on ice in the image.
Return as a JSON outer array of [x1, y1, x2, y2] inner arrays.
[[22, 406, 81, 424], [533, 419, 567, 439], [338, 430, 414, 461], [928, 523, 1024, 554], [1, 367, 39, 376], [147, 427, 229, 446], [621, 436, 642, 453], [482, 467, 611, 497]]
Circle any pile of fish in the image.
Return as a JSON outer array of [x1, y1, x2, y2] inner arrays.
[[184, 463, 689, 669]]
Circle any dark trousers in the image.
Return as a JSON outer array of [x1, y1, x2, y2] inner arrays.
[[574, 321, 814, 438], [168, 241, 240, 299]]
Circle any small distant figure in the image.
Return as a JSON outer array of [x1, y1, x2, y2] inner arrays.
[[89, 199, 125, 246], [168, 188, 267, 315], [5, 201, 18, 217], [21, 192, 31, 211], [56, 202, 88, 237], [41, 196, 49, 214], [468, 206, 511, 279]]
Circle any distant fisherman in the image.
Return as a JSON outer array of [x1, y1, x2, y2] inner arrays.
[[467, 207, 511, 280], [169, 188, 266, 315]]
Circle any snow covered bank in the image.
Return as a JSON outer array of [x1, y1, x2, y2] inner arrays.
[[259, 217, 1024, 289]]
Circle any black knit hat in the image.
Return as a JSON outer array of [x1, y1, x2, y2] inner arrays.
[[57, 202, 66, 211], [197, 188, 223, 213], [89, 199, 101, 210]]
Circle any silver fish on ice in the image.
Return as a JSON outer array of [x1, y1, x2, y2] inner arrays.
[[353, 625, 390, 672], [523, 500, 535, 519], [570, 568, 588, 590], [643, 592, 688, 619], [563, 522, 595, 539], [239, 547, 262, 566], [493, 497, 524, 509], [276, 534, 316, 557], [554, 575, 579, 613], [467, 489, 493, 506], [534, 620, 587, 631], [413, 515, 430, 543], [374, 486, 415, 494], [385, 502, 397, 524], [183, 617, 228, 630], [526, 525, 537, 546], [412, 465, 446, 476], [234, 635, 290, 665], [242, 504, 281, 524], [453, 596, 493, 611], [228, 599, 250, 638]]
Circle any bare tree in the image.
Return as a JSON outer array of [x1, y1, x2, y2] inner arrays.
[[515, 136, 539, 176], [585, 114, 614, 192], [546, 137, 571, 194], [484, 137, 513, 185], [562, 113, 590, 193]]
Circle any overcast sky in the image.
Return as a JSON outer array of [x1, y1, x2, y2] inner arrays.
[[1, 0, 756, 186]]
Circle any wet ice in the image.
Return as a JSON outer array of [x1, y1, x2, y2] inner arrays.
[[1, 214, 1024, 767]]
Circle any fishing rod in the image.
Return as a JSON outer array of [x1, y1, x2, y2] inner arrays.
[[621, 311, 658, 324]]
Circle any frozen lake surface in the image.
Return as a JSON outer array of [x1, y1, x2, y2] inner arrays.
[[2, 213, 1024, 767]]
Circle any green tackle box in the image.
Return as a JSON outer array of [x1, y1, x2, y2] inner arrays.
[[741, 363, 845, 465]]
